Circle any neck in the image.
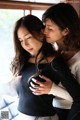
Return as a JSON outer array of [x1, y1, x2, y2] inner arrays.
[[56, 40, 68, 52], [55, 40, 79, 60]]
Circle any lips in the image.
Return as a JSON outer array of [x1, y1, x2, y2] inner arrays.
[[46, 37, 50, 38], [45, 35, 50, 38], [28, 48, 33, 51], [46, 37, 50, 39]]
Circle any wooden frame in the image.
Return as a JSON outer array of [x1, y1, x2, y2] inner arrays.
[[0, 1, 53, 10]]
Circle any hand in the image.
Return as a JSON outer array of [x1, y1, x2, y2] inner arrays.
[[29, 75, 53, 95]]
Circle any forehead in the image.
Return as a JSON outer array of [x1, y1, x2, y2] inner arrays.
[[17, 26, 31, 39], [44, 19, 60, 29], [18, 26, 29, 34], [44, 18, 53, 25]]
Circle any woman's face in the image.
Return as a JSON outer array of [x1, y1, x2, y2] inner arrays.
[[44, 19, 67, 44], [17, 26, 43, 56]]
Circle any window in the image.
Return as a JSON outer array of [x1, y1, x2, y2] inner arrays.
[[0, 4, 46, 96], [0, 9, 26, 83], [0, 9, 29, 96], [32, 10, 45, 20]]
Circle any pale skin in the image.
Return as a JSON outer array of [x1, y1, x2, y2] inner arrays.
[[9, 26, 44, 92], [17, 25, 69, 97], [17, 25, 69, 99], [15, 26, 59, 95], [11, 26, 44, 90], [29, 19, 74, 102], [17, 26, 43, 57], [29, 75, 53, 95], [29, 75, 73, 101], [18, 26, 70, 99], [17, 26, 55, 63]]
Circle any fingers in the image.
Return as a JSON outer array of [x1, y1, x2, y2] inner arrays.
[[30, 82, 39, 88], [29, 76, 52, 95], [30, 82, 43, 89], [29, 86, 44, 96], [29, 84, 43, 96], [31, 78, 44, 87], [29, 86, 41, 92], [29, 86, 37, 92], [39, 75, 50, 82], [29, 81, 44, 95], [32, 92, 42, 95]]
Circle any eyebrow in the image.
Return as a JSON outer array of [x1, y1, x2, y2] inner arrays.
[[24, 33, 30, 37], [18, 33, 31, 41], [46, 24, 52, 27]]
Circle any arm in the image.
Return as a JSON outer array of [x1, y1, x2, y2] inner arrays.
[[29, 75, 73, 102], [49, 82, 73, 102], [72, 61, 80, 84], [50, 56, 80, 101], [30, 56, 80, 102]]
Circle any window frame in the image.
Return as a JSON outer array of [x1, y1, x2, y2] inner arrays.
[[0, 1, 53, 10]]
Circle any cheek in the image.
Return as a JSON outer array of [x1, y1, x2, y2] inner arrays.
[[49, 32, 54, 37], [53, 32, 62, 39], [21, 43, 26, 49], [49, 33, 56, 40], [34, 42, 42, 51], [20, 43, 24, 48], [21, 43, 29, 52], [56, 32, 64, 40]]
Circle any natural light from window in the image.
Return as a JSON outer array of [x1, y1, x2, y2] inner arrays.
[[0, 8, 45, 96]]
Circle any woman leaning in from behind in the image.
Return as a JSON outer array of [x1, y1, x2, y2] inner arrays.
[[11, 11, 80, 120], [29, 3, 80, 120]]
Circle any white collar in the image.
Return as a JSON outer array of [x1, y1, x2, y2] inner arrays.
[[68, 51, 80, 65]]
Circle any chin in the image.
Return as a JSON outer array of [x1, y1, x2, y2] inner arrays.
[[46, 39, 51, 43], [31, 53, 36, 57], [31, 53, 34, 56]]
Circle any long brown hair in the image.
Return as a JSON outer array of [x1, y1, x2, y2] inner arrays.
[[42, 3, 80, 49], [11, 15, 56, 75]]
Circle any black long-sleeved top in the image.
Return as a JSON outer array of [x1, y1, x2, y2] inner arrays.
[[16, 56, 80, 116]]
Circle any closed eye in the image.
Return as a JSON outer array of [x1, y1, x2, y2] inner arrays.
[[47, 27, 54, 31], [18, 39, 23, 43], [26, 36, 32, 40]]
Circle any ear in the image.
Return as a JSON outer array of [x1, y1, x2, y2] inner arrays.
[[63, 28, 69, 36]]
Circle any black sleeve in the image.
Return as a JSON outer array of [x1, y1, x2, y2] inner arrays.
[[51, 56, 80, 102]]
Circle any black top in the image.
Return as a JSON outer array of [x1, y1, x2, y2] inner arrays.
[[16, 56, 80, 116]]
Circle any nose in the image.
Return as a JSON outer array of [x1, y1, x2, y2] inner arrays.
[[24, 40, 29, 46], [43, 27, 47, 35]]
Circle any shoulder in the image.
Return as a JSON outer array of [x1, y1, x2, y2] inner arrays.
[[51, 55, 67, 67], [71, 61, 80, 84], [68, 51, 80, 72], [68, 51, 80, 66], [50, 55, 70, 74], [69, 58, 80, 84]]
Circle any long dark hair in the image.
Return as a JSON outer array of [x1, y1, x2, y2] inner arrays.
[[11, 15, 56, 75], [42, 3, 80, 49]]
